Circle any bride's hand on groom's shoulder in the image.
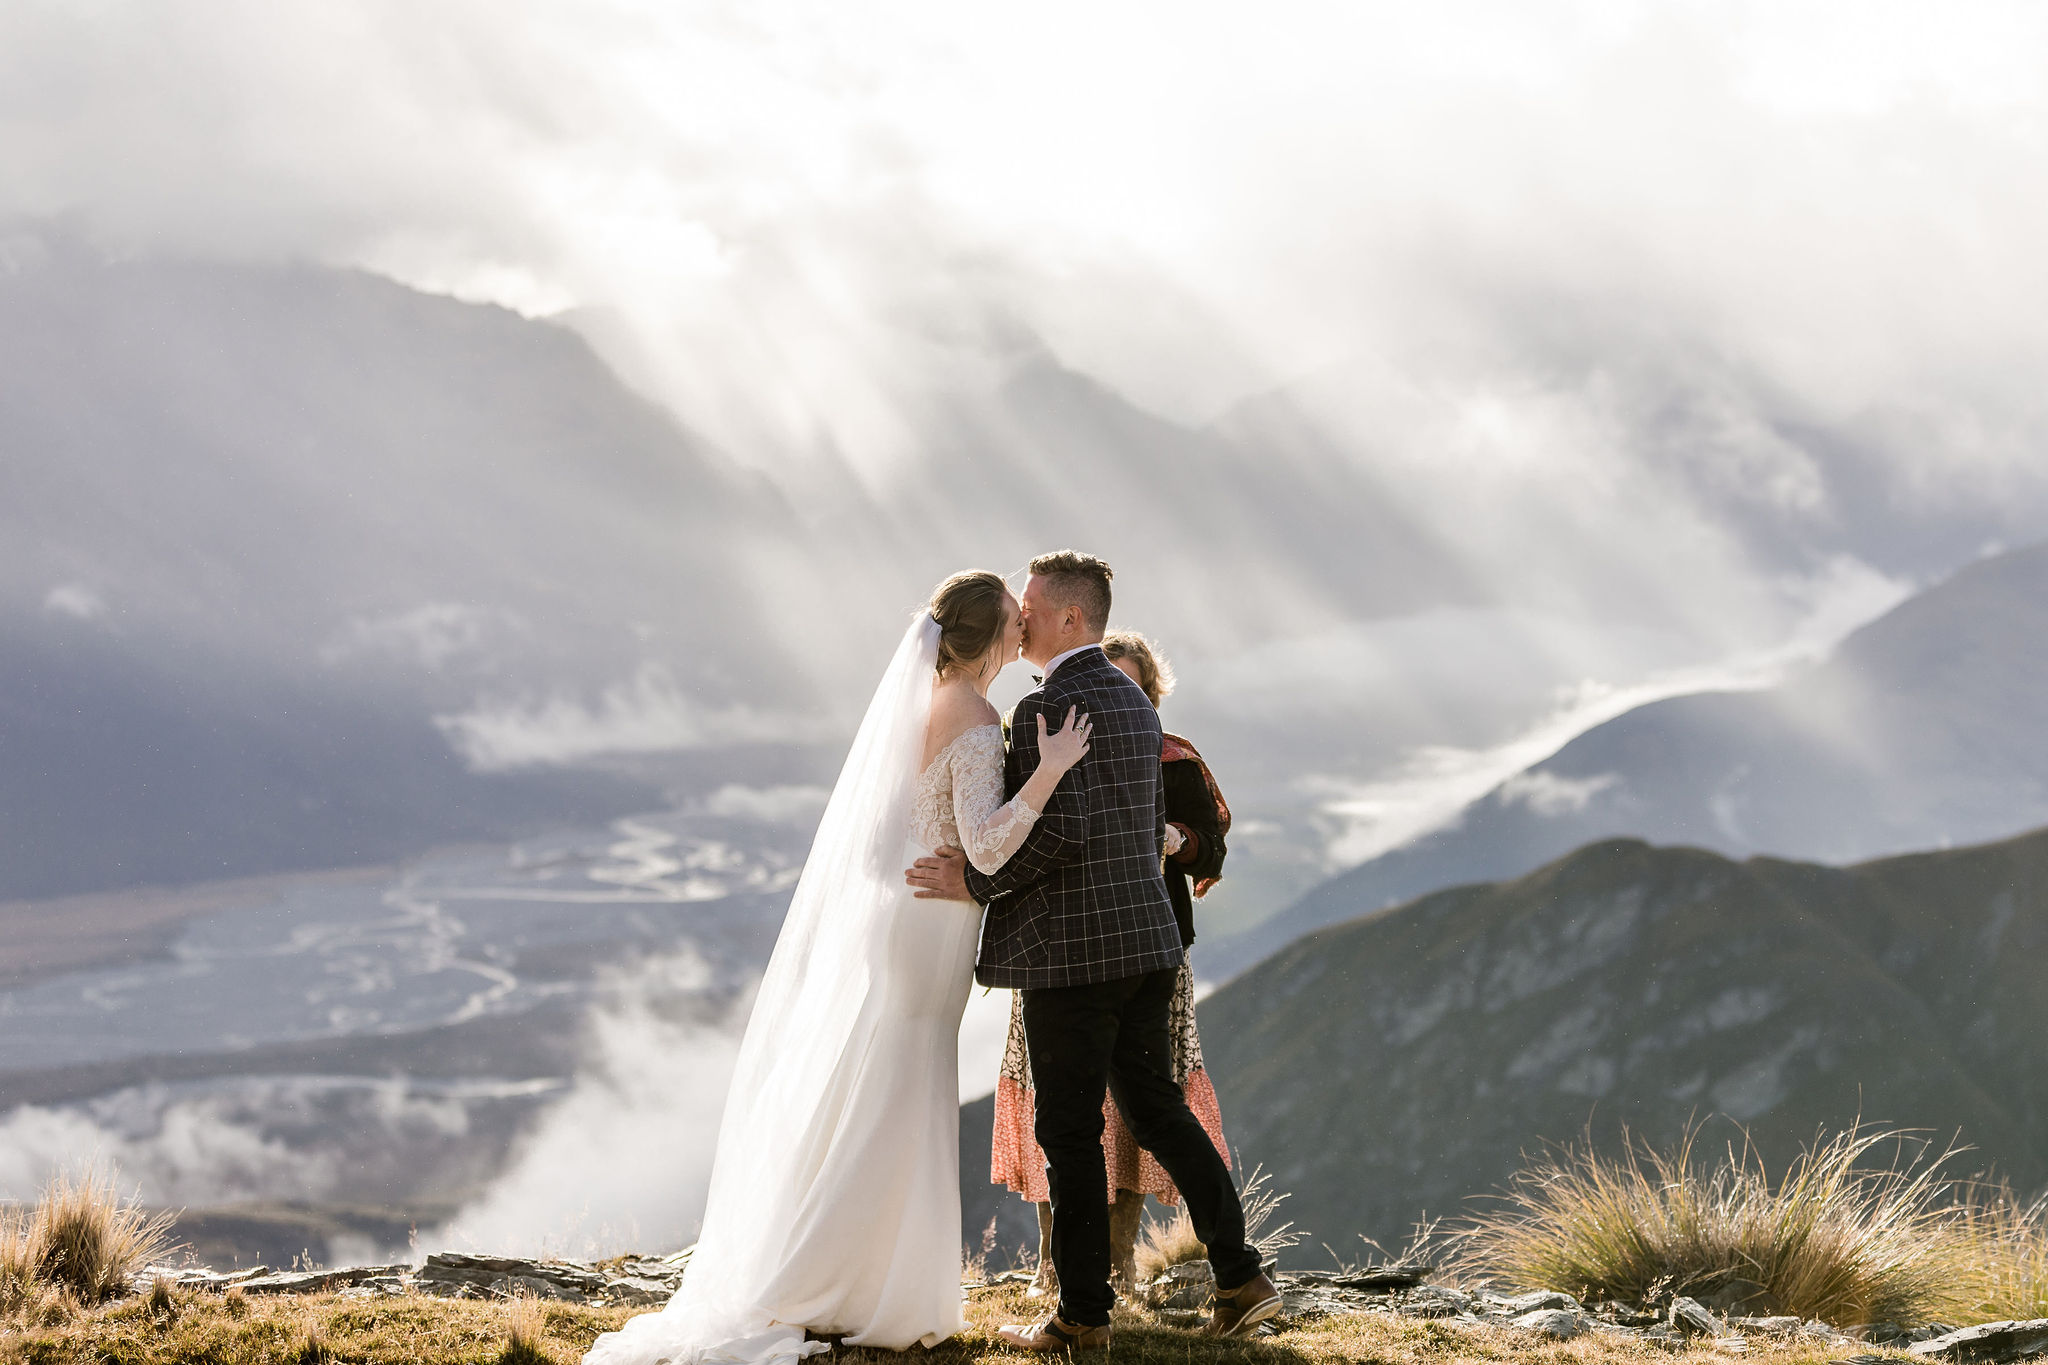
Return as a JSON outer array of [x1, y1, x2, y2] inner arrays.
[[905, 846, 972, 901], [1037, 706, 1092, 774]]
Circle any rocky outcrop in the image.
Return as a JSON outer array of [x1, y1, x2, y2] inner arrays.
[[1911, 1320, 2048, 1363], [126, 1247, 2036, 1361], [131, 1249, 691, 1307], [241, 1266, 413, 1296], [1114, 1264, 1860, 1348]]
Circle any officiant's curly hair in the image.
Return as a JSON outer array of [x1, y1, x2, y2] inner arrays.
[[929, 570, 1009, 678], [1028, 549, 1113, 633], [1102, 631, 1176, 707]]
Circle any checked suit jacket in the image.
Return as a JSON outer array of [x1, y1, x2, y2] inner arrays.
[[965, 646, 1185, 990]]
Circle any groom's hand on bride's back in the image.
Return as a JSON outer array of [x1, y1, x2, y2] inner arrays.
[[905, 846, 973, 901]]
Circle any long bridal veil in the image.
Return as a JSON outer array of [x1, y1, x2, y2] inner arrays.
[[585, 612, 943, 1365]]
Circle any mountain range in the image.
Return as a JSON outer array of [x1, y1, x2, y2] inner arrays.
[[1200, 539, 2048, 981], [0, 234, 1482, 906], [1191, 824, 2048, 1254], [1, 236, 825, 900]]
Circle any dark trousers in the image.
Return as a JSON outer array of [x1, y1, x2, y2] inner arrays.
[[1021, 964, 1262, 1327]]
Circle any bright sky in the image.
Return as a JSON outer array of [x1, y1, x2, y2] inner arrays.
[[7, 0, 2048, 473]]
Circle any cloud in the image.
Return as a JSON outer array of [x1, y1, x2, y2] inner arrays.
[[319, 602, 524, 670], [1500, 770, 1622, 818], [41, 582, 105, 620], [0, 1102, 293, 1206], [0, 1075, 553, 1212], [433, 936, 1013, 1259], [700, 783, 831, 823], [7, 0, 2048, 499], [434, 664, 829, 770], [3, 0, 2039, 880], [1306, 552, 1913, 866], [432, 952, 741, 1259]]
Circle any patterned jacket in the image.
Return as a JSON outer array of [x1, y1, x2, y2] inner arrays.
[[966, 646, 1185, 989]]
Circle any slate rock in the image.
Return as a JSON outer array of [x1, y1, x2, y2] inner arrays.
[[415, 1251, 609, 1303], [1492, 1290, 1584, 1315], [604, 1257, 686, 1291], [491, 1273, 582, 1301], [1143, 1262, 1216, 1310], [238, 1265, 411, 1296], [607, 1277, 674, 1307], [1274, 1274, 1386, 1323], [1515, 1309, 1582, 1339], [1333, 1264, 1435, 1291], [131, 1263, 282, 1295], [1670, 1296, 1726, 1336], [1736, 1316, 1805, 1337], [1403, 1285, 1473, 1318], [1909, 1320, 2048, 1363]]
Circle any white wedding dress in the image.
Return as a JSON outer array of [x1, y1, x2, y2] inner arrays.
[[585, 618, 1040, 1365]]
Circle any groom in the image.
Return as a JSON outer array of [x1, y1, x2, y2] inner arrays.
[[906, 550, 1279, 1350]]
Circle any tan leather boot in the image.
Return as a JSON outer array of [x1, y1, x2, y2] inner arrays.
[[1108, 1189, 1144, 1296], [1204, 1270, 1283, 1337], [998, 1315, 1112, 1353], [1026, 1202, 1058, 1300]]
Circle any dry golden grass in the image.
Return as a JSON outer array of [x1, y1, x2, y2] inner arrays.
[[0, 1279, 1918, 1365], [1135, 1207, 1208, 1283], [1950, 1184, 2048, 1324], [3, 1131, 2041, 1365], [504, 1290, 552, 1365], [0, 1207, 34, 1316], [0, 1286, 634, 1364], [1136, 1164, 1306, 1283], [14, 1164, 175, 1305], [1455, 1124, 1968, 1325]]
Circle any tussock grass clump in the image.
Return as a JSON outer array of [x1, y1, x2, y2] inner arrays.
[[1456, 1123, 1963, 1325], [144, 1273, 183, 1324], [1136, 1203, 1208, 1282], [1135, 1163, 1307, 1282], [2, 1200, 36, 1312], [24, 1162, 178, 1303], [1952, 1185, 2048, 1324], [290, 1323, 334, 1363], [502, 1290, 554, 1363]]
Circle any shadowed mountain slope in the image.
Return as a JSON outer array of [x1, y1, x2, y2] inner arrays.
[[1201, 539, 2048, 981], [0, 240, 820, 899], [1196, 827, 2048, 1253]]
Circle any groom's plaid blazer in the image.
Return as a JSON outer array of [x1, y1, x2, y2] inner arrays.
[[966, 646, 1185, 989]]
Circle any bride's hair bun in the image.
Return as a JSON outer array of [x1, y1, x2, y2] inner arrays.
[[929, 570, 1009, 678]]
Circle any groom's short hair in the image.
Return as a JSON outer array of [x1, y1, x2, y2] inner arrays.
[[1028, 550, 1113, 634]]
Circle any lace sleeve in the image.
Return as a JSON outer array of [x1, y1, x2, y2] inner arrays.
[[950, 726, 1040, 875]]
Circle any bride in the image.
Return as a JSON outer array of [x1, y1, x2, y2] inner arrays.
[[584, 571, 1092, 1365]]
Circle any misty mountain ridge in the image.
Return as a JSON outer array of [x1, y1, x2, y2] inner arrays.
[[0, 234, 1468, 897], [1184, 822, 2048, 1256], [0, 234, 843, 900], [7, 226, 2044, 952], [1201, 538, 2048, 980]]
